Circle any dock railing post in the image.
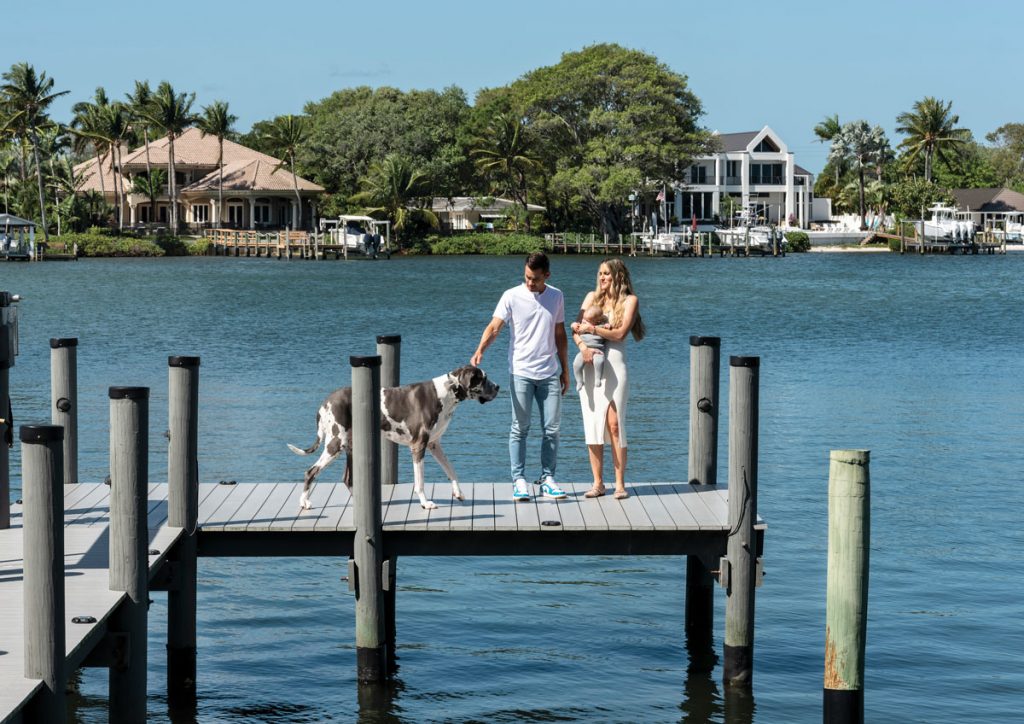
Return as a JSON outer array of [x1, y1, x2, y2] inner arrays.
[[351, 355, 387, 682], [1, 291, 18, 529], [108, 386, 150, 723], [723, 356, 759, 687], [686, 336, 720, 643], [167, 356, 200, 711], [20, 424, 67, 723], [824, 449, 870, 724], [376, 335, 400, 667], [50, 338, 78, 485]]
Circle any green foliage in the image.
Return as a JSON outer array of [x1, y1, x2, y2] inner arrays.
[[886, 178, 954, 219], [784, 231, 811, 252], [56, 231, 165, 256], [428, 235, 481, 255], [895, 97, 970, 182], [985, 123, 1024, 190], [423, 232, 546, 255]]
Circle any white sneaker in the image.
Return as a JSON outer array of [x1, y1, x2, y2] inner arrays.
[[539, 476, 567, 499], [513, 478, 531, 502]]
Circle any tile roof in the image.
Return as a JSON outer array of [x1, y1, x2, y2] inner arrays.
[[182, 158, 324, 193], [714, 131, 760, 152], [951, 187, 1024, 213]]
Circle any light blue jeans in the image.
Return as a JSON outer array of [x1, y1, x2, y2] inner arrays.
[[509, 373, 561, 482]]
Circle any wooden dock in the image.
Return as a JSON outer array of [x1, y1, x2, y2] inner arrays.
[[0, 480, 759, 722], [204, 229, 389, 260]]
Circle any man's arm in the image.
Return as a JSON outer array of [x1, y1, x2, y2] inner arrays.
[[555, 323, 569, 394], [471, 317, 504, 367]]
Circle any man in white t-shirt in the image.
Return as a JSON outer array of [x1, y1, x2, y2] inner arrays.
[[471, 252, 569, 501]]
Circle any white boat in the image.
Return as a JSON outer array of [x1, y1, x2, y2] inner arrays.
[[643, 232, 692, 255], [715, 225, 787, 253], [319, 215, 391, 256], [922, 203, 975, 242]]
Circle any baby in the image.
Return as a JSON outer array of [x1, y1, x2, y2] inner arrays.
[[572, 304, 608, 391]]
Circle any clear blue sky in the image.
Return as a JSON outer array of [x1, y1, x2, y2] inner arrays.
[[8, 0, 1021, 176]]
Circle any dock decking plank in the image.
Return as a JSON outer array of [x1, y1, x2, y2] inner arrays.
[[652, 483, 701, 530], [447, 482, 475, 531], [249, 483, 303, 531], [595, 488, 633, 531], [675, 484, 722, 530], [315, 483, 350, 530], [472, 482, 495, 532], [198, 482, 244, 526], [492, 486, 519, 532], [573, 482, 610, 531], [633, 483, 679, 531], [204, 483, 265, 530], [383, 483, 415, 531], [555, 482, 587, 531]]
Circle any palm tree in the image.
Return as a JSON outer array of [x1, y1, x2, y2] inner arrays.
[[260, 114, 308, 229], [142, 82, 195, 232], [814, 113, 843, 186], [131, 167, 166, 226], [196, 100, 237, 228], [896, 97, 970, 183], [470, 112, 541, 228], [829, 121, 890, 230], [70, 88, 111, 201], [125, 81, 155, 179], [98, 102, 131, 230], [1, 63, 69, 243], [350, 154, 437, 241]]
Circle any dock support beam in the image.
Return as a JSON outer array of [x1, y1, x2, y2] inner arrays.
[[50, 337, 78, 484], [376, 335, 401, 486], [167, 356, 200, 712], [20, 424, 67, 723], [686, 336, 720, 645], [824, 449, 870, 724], [351, 355, 387, 682], [723, 356, 759, 687], [108, 386, 150, 723], [1, 291, 17, 529]]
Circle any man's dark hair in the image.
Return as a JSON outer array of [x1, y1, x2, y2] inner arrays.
[[525, 251, 549, 273]]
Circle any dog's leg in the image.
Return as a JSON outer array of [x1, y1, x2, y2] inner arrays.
[[300, 437, 341, 511], [427, 441, 463, 501], [411, 445, 437, 509]]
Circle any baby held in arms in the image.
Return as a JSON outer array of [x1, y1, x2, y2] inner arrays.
[[572, 304, 608, 391]]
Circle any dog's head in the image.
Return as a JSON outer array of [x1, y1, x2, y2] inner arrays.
[[450, 365, 500, 404]]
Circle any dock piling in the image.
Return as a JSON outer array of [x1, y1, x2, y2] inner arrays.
[[167, 356, 200, 710], [686, 336, 720, 643], [50, 338, 78, 484], [350, 355, 387, 682], [824, 449, 870, 724], [1, 291, 18, 529], [376, 336, 401, 487], [723, 356, 759, 687], [108, 386, 150, 723], [20, 424, 67, 723]]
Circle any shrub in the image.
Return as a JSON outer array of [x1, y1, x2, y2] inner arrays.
[[430, 236, 481, 255], [59, 232, 165, 257], [784, 231, 811, 252]]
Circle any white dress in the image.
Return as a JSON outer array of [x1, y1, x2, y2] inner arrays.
[[579, 337, 628, 446]]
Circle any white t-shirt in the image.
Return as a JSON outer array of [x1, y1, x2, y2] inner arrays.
[[493, 283, 564, 380]]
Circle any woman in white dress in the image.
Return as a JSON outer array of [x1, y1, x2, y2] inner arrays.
[[570, 258, 645, 499]]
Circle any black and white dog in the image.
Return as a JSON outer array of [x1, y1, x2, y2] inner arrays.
[[288, 365, 499, 510]]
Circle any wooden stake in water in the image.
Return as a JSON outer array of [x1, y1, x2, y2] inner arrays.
[[376, 335, 401, 487], [50, 338, 78, 485], [824, 449, 870, 724], [167, 356, 200, 710], [351, 355, 386, 682], [108, 386, 149, 723], [724, 356, 759, 687], [20, 424, 66, 723]]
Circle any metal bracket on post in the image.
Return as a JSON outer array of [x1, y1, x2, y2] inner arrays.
[[382, 558, 394, 592], [348, 558, 358, 595], [718, 556, 731, 589], [756, 557, 765, 588]]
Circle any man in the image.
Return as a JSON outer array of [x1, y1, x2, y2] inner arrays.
[[471, 252, 569, 501]]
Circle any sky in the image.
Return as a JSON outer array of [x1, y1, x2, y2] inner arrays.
[[6, 0, 1022, 177]]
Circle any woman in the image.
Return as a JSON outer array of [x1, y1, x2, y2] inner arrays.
[[570, 258, 645, 499]]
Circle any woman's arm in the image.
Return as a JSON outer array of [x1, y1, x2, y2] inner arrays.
[[582, 295, 638, 342], [571, 292, 596, 362]]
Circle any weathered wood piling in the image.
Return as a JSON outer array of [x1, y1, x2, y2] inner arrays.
[[50, 337, 78, 485], [0, 290, 18, 530], [824, 449, 870, 724]]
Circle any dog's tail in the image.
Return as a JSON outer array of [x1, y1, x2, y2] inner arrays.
[[287, 435, 321, 456]]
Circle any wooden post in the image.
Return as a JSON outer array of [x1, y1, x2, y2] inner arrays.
[[686, 337, 720, 640], [376, 336, 400, 487], [20, 424, 67, 722], [108, 386, 150, 723], [167, 356, 200, 711], [723, 356, 758, 687], [824, 449, 870, 724], [50, 338, 78, 484], [350, 355, 386, 682], [1, 291, 16, 529]]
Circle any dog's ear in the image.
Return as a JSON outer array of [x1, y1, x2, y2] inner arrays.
[[452, 365, 476, 400]]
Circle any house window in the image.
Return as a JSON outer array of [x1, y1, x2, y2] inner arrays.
[[750, 163, 783, 185], [192, 204, 209, 223], [228, 203, 244, 226], [726, 161, 740, 184], [754, 138, 780, 152], [255, 202, 271, 225], [690, 165, 707, 184], [175, 172, 186, 187]]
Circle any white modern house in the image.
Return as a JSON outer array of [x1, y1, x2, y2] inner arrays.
[[663, 126, 815, 228]]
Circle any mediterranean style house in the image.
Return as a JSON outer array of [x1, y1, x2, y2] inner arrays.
[[950, 187, 1024, 229], [75, 128, 325, 231], [662, 125, 815, 228], [431, 197, 546, 231]]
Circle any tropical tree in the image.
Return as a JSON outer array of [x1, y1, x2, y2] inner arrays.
[[259, 114, 308, 228], [196, 100, 237, 228], [131, 167, 166, 225], [70, 88, 111, 200], [984, 123, 1024, 190], [829, 120, 890, 230], [142, 82, 195, 232], [1, 63, 68, 242], [350, 153, 437, 241], [896, 97, 970, 183], [470, 112, 541, 228], [125, 81, 155, 179], [814, 113, 843, 185]]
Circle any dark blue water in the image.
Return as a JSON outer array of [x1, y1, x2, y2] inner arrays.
[[4, 253, 1023, 722]]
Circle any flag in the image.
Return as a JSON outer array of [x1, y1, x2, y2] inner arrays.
[[691, 212, 698, 232], [655, 189, 665, 203]]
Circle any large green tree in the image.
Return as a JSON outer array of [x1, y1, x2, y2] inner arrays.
[[985, 123, 1024, 190], [896, 97, 970, 182], [829, 120, 890, 230], [497, 43, 713, 239], [350, 153, 437, 242], [259, 114, 308, 228], [1, 62, 68, 242], [142, 82, 195, 232], [470, 112, 542, 225], [196, 100, 237, 228]]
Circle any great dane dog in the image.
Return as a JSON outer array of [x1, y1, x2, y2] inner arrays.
[[288, 365, 499, 510]]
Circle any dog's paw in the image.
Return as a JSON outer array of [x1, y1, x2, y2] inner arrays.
[[299, 496, 312, 511], [421, 500, 438, 510]]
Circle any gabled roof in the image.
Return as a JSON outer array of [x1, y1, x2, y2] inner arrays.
[[0, 213, 35, 227], [951, 187, 1024, 213], [74, 127, 323, 195], [711, 126, 787, 154], [431, 197, 546, 213]]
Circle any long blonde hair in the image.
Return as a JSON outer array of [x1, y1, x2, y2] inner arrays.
[[592, 258, 646, 341]]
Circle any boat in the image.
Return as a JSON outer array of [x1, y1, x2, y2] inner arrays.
[[318, 215, 392, 257], [643, 232, 692, 255], [714, 206, 786, 253], [922, 203, 975, 242]]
